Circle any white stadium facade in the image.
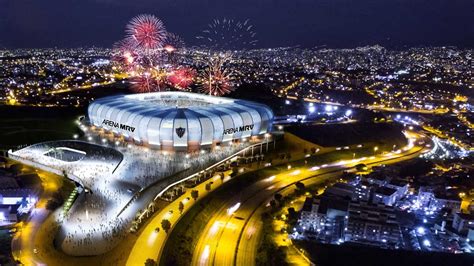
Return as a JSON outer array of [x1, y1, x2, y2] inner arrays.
[[87, 92, 274, 151]]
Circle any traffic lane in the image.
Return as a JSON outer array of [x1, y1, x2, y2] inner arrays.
[[190, 143, 429, 266], [233, 145, 428, 265], [200, 170, 344, 266]]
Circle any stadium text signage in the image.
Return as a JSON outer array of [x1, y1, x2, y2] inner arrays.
[[223, 124, 254, 135], [102, 119, 136, 132]]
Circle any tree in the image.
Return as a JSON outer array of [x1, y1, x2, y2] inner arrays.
[[46, 192, 64, 210], [46, 199, 60, 211], [295, 181, 305, 191], [274, 193, 283, 204], [161, 219, 171, 233], [9, 164, 22, 175], [230, 167, 239, 178], [144, 258, 157, 266], [287, 207, 298, 222], [355, 163, 368, 172], [191, 190, 199, 201], [270, 199, 277, 210], [205, 183, 212, 191]]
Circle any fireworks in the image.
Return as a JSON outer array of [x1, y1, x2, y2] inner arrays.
[[200, 55, 234, 96], [131, 70, 166, 93], [126, 14, 167, 50], [112, 39, 140, 70], [163, 32, 186, 65], [167, 67, 195, 90], [196, 18, 258, 50], [163, 32, 185, 53]]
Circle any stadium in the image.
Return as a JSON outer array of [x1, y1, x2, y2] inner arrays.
[[87, 92, 274, 151]]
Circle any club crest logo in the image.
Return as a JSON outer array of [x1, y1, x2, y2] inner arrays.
[[176, 127, 186, 138]]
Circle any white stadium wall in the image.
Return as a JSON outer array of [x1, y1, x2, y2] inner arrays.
[[87, 92, 274, 151]]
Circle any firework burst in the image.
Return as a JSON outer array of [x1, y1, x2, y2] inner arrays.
[[163, 32, 186, 65], [196, 18, 258, 51], [199, 55, 234, 96], [163, 32, 185, 52], [112, 39, 139, 70], [168, 67, 195, 90], [126, 14, 167, 50], [131, 69, 167, 93]]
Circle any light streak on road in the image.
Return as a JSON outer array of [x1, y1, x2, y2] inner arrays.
[[147, 231, 158, 246], [210, 221, 221, 235], [227, 202, 241, 215], [265, 175, 276, 182], [200, 245, 210, 265], [290, 170, 301, 176]]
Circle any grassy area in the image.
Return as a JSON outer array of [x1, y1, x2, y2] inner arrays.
[[257, 213, 288, 266], [0, 116, 82, 150], [0, 105, 84, 150], [287, 122, 407, 148]]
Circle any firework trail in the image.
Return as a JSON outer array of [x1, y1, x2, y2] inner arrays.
[[199, 54, 234, 96], [130, 68, 168, 93], [196, 18, 258, 51]]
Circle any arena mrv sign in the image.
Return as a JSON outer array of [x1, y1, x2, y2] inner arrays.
[[102, 119, 136, 132], [223, 124, 254, 135]]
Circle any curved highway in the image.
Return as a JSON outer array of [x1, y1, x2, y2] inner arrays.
[[190, 133, 430, 266]]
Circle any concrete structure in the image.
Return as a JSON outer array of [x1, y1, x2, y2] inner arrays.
[[373, 187, 398, 206], [345, 201, 402, 246], [88, 92, 274, 151], [453, 212, 474, 234]]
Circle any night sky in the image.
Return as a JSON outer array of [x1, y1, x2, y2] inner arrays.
[[0, 0, 472, 49]]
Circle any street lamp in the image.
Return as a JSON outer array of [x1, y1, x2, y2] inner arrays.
[[373, 146, 378, 155], [264, 133, 271, 153]]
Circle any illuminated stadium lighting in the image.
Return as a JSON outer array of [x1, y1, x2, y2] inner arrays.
[[88, 92, 274, 151]]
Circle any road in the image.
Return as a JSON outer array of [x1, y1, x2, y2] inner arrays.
[[190, 134, 430, 266], [126, 141, 332, 265], [126, 172, 235, 266], [11, 170, 63, 265]]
